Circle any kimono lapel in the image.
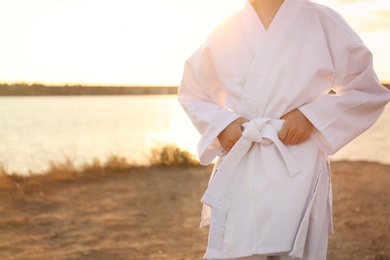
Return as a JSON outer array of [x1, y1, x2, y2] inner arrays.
[[240, 1, 266, 56], [240, 0, 303, 119]]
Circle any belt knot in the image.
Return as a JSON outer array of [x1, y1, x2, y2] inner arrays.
[[241, 119, 276, 145]]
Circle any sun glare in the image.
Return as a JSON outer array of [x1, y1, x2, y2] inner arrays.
[[0, 0, 388, 85], [0, 0, 245, 86]]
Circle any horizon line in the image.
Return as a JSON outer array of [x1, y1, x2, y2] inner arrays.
[[1, 82, 389, 89]]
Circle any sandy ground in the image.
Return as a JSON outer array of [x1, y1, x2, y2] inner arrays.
[[0, 161, 389, 260]]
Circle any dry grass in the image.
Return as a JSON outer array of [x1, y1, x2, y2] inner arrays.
[[149, 144, 199, 167], [0, 145, 199, 191]]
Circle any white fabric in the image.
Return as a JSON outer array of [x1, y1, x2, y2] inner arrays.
[[209, 256, 284, 260], [178, 0, 390, 259]]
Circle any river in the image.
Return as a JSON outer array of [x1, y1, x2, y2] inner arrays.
[[1, 95, 389, 174]]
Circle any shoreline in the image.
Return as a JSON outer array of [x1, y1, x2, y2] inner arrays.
[[0, 145, 199, 178]]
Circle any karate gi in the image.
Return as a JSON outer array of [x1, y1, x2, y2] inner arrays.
[[178, 0, 390, 259]]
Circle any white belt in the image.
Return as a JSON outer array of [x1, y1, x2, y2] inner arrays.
[[201, 118, 301, 210]]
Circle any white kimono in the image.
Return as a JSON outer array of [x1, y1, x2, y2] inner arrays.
[[178, 0, 390, 259]]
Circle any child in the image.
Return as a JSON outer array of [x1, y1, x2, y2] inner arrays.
[[178, 0, 390, 259]]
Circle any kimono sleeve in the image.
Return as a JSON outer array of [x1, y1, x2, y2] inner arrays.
[[299, 40, 390, 155], [178, 47, 241, 165]]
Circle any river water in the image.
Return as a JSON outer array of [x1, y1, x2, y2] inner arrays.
[[1, 95, 389, 174]]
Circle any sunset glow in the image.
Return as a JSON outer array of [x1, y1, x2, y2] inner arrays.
[[0, 0, 389, 85]]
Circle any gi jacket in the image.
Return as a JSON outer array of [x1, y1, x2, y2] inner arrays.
[[178, 0, 390, 258]]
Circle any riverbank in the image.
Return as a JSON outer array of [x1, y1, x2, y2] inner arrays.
[[0, 161, 389, 260]]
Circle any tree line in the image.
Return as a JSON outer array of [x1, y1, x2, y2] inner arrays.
[[0, 83, 178, 96]]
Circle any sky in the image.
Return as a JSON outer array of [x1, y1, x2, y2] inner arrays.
[[0, 0, 389, 86]]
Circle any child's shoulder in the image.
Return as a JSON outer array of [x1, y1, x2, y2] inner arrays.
[[302, 0, 361, 43]]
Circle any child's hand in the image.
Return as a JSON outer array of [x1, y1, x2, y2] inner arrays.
[[279, 109, 314, 145], [217, 117, 249, 151]]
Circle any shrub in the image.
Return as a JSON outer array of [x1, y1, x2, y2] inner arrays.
[[103, 154, 134, 172], [149, 144, 199, 167]]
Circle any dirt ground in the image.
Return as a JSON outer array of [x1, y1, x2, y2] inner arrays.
[[0, 161, 389, 260]]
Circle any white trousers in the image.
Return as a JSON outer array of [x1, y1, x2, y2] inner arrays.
[[209, 256, 292, 260], [208, 202, 329, 260], [208, 216, 329, 260], [208, 160, 331, 260], [209, 256, 289, 260]]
